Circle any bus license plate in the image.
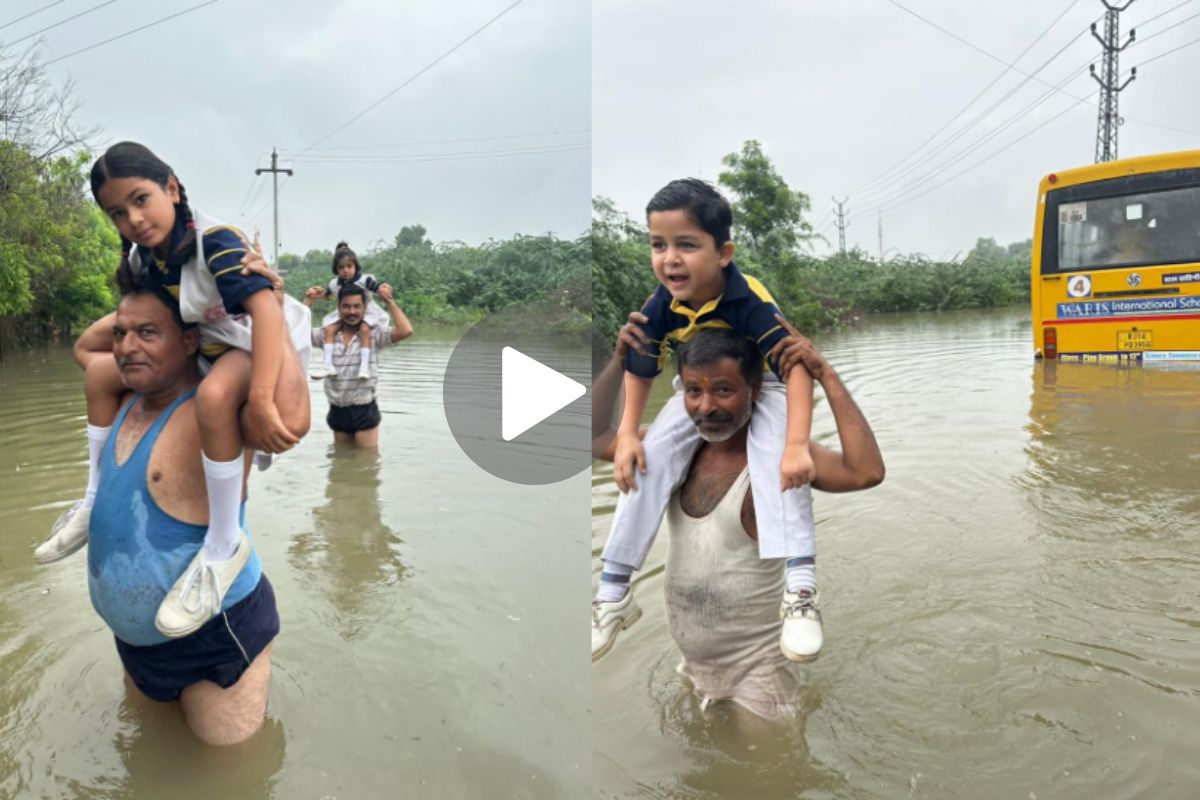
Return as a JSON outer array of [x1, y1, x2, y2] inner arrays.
[[1118, 330, 1152, 350]]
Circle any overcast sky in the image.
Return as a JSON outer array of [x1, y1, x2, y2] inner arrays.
[[594, 0, 1200, 259], [15, 0, 589, 256]]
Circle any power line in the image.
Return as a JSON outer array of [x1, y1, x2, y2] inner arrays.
[[1135, 27, 1200, 65], [289, 142, 590, 164], [879, 1, 1200, 147], [853, 10, 1093, 206], [852, 62, 1090, 219], [1131, 0, 1194, 29], [856, 25, 1200, 220], [283, 128, 591, 154], [860, 90, 1099, 221], [42, 0, 220, 66], [296, 0, 524, 155], [851, 0, 1087, 197], [4, 0, 118, 48], [0, 0, 70, 32]]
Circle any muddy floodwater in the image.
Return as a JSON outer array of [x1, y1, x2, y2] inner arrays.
[[593, 307, 1200, 799]]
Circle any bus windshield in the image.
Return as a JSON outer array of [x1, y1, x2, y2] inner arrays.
[[1052, 183, 1200, 273]]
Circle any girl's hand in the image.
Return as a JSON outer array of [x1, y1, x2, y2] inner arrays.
[[779, 443, 815, 491], [377, 284, 394, 302], [243, 396, 300, 453], [614, 311, 651, 360], [304, 286, 325, 300], [239, 251, 285, 305], [613, 430, 647, 493]]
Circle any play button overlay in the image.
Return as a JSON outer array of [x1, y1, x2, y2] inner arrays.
[[501, 347, 585, 441], [442, 303, 591, 484]]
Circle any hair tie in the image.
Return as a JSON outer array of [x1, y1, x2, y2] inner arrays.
[[185, 221, 195, 230]]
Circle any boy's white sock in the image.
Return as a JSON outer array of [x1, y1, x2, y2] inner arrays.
[[322, 343, 335, 367], [596, 560, 633, 603], [359, 347, 371, 372], [201, 454, 244, 561], [81, 424, 112, 510], [785, 556, 816, 595]]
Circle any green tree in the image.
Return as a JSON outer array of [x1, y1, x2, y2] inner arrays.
[[718, 140, 813, 253]]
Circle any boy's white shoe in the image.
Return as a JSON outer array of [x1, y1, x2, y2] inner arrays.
[[34, 500, 90, 564], [779, 590, 823, 662], [591, 590, 642, 662], [356, 364, 371, 380], [154, 533, 252, 638]]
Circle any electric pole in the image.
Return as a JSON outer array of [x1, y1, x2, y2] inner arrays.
[[878, 212, 884, 264], [255, 148, 293, 265], [832, 196, 849, 256], [1090, 1, 1136, 163]]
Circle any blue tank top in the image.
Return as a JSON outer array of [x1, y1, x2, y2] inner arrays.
[[87, 388, 261, 646]]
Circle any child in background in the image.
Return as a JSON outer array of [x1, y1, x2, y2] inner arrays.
[[34, 141, 312, 639], [592, 178, 823, 664], [307, 242, 388, 380]]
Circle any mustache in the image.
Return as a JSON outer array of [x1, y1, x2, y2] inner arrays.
[[691, 410, 734, 425], [117, 356, 146, 369]]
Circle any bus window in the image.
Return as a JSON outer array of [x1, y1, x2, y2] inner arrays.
[[1052, 183, 1200, 273]]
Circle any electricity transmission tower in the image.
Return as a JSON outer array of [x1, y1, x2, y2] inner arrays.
[[1090, 0, 1136, 163], [832, 196, 849, 255]]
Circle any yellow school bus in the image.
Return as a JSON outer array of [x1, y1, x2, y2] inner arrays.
[[1031, 150, 1200, 364]]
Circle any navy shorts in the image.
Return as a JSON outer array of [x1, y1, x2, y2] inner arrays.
[[326, 400, 381, 434], [115, 574, 279, 702]]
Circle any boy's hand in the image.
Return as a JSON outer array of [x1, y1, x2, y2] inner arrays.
[[613, 430, 647, 493], [243, 396, 300, 454], [768, 313, 829, 383], [614, 311, 651, 360], [305, 286, 325, 300], [779, 442, 815, 491]]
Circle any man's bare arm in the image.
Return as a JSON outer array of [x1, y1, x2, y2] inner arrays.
[[377, 284, 413, 342]]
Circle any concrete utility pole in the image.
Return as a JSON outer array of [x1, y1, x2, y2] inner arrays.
[[877, 212, 884, 264], [255, 148, 293, 265], [1090, 0, 1136, 163], [832, 196, 849, 256]]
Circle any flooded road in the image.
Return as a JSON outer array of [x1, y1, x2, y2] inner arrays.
[[592, 307, 1200, 799], [0, 328, 589, 800]]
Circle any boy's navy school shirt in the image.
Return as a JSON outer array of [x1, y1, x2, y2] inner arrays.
[[624, 262, 789, 380]]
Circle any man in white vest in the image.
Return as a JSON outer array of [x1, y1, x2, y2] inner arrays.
[[591, 319, 885, 719]]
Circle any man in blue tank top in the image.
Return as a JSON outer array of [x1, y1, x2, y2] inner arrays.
[[75, 278, 279, 746]]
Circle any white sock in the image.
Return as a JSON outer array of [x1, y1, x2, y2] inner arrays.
[[323, 343, 334, 367], [596, 560, 633, 603], [359, 347, 371, 372], [81, 424, 112, 510], [785, 561, 816, 595], [201, 454, 244, 561]]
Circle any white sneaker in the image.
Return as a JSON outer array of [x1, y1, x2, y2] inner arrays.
[[154, 533, 252, 639], [591, 590, 642, 662], [34, 500, 90, 564], [356, 364, 371, 380], [780, 590, 823, 662], [310, 365, 338, 380]]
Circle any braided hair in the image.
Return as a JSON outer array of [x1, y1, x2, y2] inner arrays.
[[90, 142, 197, 291]]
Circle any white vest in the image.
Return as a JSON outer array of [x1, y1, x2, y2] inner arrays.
[[130, 209, 312, 365]]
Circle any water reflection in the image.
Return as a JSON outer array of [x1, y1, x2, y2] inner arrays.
[[1022, 360, 1200, 544], [288, 445, 406, 636], [112, 683, 286, 800]]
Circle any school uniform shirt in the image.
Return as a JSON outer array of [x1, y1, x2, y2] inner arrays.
[[624, 262, 789, 380], [133, 214, 273, 358]]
